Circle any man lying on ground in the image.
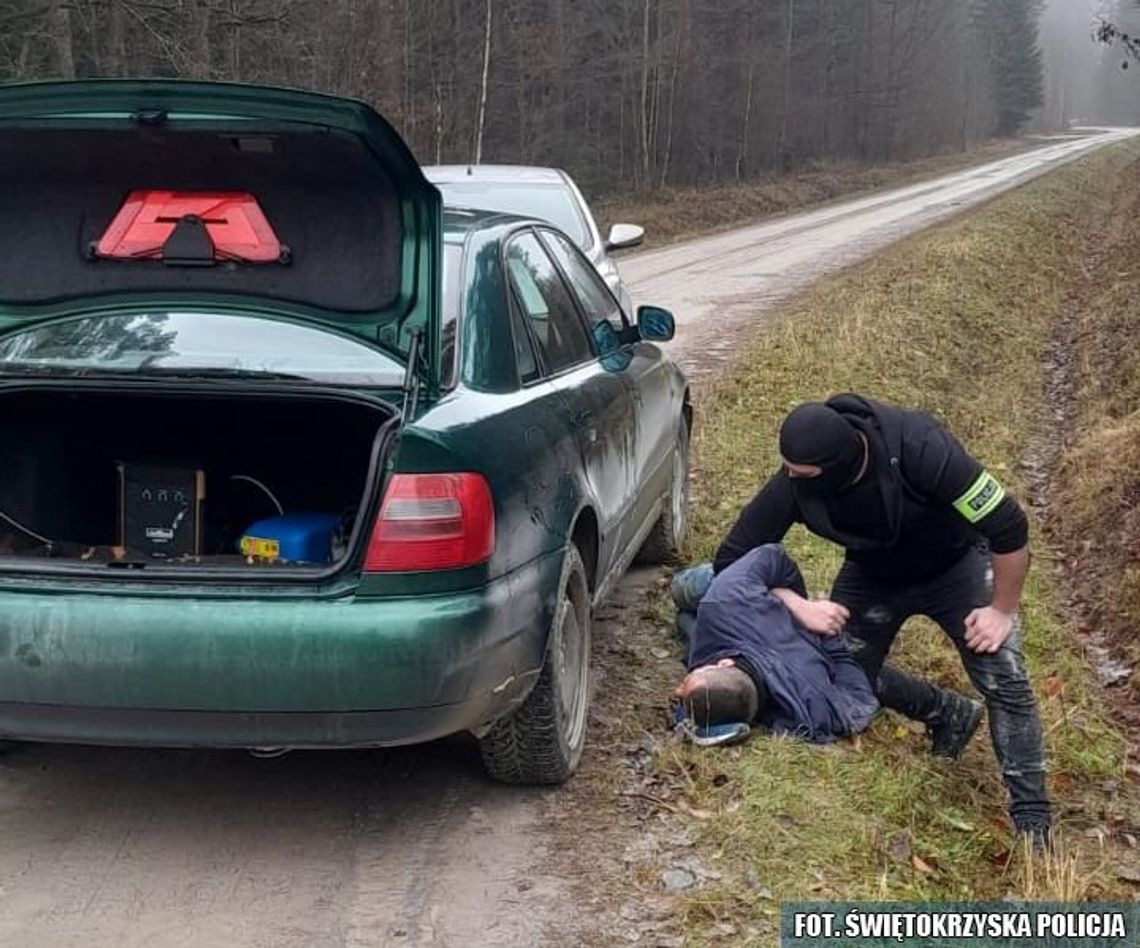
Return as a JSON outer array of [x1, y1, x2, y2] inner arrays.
[[672, 543, 878, 744]]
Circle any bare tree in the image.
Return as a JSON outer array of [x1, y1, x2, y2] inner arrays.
[[474, 0, 493, 163], [0, 0, 1053, 196]]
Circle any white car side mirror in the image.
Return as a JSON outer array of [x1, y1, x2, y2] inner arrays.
[[605, 223, 645, 251]]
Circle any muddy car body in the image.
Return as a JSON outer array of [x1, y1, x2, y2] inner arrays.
[[0, 81, 690, 784]]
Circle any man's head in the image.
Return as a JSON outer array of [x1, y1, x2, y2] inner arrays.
[[673, 658, 762, 727], [779, 402, 865, 496]]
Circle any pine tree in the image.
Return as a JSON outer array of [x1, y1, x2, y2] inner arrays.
[[983, 0, 1045, 135]]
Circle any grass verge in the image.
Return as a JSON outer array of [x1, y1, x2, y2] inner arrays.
[[597, 138, 1043, 249], [655, 142, 1140, 941], [1053, 159, 1140, 708]]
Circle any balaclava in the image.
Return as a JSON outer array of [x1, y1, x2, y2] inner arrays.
[[778, 402, 865, 498]]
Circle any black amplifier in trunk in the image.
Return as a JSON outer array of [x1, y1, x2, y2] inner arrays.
[[118, 463, 205, 559]]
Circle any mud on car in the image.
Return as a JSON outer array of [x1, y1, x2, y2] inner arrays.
[[0, 81, 691, 784]]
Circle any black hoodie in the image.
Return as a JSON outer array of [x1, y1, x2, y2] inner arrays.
[[714, 394, 1028, 582]]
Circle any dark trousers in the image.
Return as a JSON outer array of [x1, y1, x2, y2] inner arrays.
[[831, 546, 1051, 827]]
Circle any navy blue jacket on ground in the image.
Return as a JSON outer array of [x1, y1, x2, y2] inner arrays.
[[689, 544, 879, 743]]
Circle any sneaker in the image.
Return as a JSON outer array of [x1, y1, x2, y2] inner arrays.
[[928, 693, 984, 760]]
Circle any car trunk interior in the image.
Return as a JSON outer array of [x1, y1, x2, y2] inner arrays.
[[0, 387, 396, 576]]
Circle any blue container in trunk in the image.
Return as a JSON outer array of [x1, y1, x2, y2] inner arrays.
[[239, 513, 341, 564]]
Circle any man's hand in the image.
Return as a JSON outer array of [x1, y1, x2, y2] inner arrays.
[[770, 588, 849, 635], [791, 598, 850, 636], [964, 606, 1015, 653]]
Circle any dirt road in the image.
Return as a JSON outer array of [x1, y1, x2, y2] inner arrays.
[[0, 131, 1133, 948], [619, 129, 1138, 383]]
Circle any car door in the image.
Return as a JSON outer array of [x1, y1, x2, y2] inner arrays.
[[503, 230, 638, 581], [537, 229, 675, 545]]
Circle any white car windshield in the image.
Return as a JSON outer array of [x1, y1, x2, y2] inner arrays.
[[434, 182, 592, 250]]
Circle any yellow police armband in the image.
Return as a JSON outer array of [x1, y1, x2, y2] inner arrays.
[[952, 471, 1006, 524]]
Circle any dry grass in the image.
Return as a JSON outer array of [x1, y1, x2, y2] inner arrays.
[[597, 139, 1039, 249], [1053, 159, 1140, 681], [648, 143, 1140, 943]]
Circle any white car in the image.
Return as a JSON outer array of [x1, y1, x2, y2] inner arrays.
[[424, 165, 644, 315]]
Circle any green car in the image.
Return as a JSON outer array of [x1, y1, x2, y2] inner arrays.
[[0, 80, 691, 784]]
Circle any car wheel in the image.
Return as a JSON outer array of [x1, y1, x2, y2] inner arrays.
[[635, 414, 690, 565], [480, 544, 591, 785]]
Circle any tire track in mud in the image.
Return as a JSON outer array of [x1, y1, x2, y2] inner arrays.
[[343, 753, 570, 948]]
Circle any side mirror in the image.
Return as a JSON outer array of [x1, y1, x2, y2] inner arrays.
[[605, 223, 645, 252], [593, 320, 634, 372], [592, 320, 620, 355], [637, 305, 675, 342]]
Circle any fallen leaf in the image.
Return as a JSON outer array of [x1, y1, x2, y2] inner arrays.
[[987, 848, 1013, 868], [711, 773, 729, 787], [1043, 676, 1066, 699], [940, 814, 976, 832], [1049, 772, 1075, 792], [912, 854, 937, 875]]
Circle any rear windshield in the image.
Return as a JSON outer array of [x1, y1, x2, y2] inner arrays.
[[434, 182, 591, 250], [0, 312, 405, 386]]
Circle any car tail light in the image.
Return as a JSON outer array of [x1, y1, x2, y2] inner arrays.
[[364, 473, 495, 572]]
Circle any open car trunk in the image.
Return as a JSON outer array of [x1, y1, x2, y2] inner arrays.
[[0, 386, 397, 580], [0, 79, 442, 388]]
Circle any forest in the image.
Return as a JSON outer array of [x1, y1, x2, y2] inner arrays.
[[0, 1, 1060, 195]]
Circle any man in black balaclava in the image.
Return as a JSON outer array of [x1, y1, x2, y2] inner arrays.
[[713, 394, 1050, 845]]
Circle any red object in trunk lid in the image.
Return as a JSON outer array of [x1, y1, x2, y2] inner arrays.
[[94, 190, 284, 263]]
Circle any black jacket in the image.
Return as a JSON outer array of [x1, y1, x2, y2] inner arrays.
[[714, 394, 1028, 582]]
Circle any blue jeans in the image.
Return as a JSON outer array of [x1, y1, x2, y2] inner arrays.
[[671, 563, 714, 663]]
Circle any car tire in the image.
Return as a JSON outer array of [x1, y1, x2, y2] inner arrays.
[[480, 544, 591, 786], [635, 414, 690, 565]]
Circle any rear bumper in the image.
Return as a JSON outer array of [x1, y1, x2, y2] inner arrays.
[[0, 552, 561, 748], [0, 700, 511, 749]]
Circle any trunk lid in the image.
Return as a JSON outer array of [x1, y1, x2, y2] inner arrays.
[[0, 80, 441, 392]]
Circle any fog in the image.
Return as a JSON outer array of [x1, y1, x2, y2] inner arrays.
[[1039, 0, 1140, 126]]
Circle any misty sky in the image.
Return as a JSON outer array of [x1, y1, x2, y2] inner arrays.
[[1040, 0, 1139, 124]]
